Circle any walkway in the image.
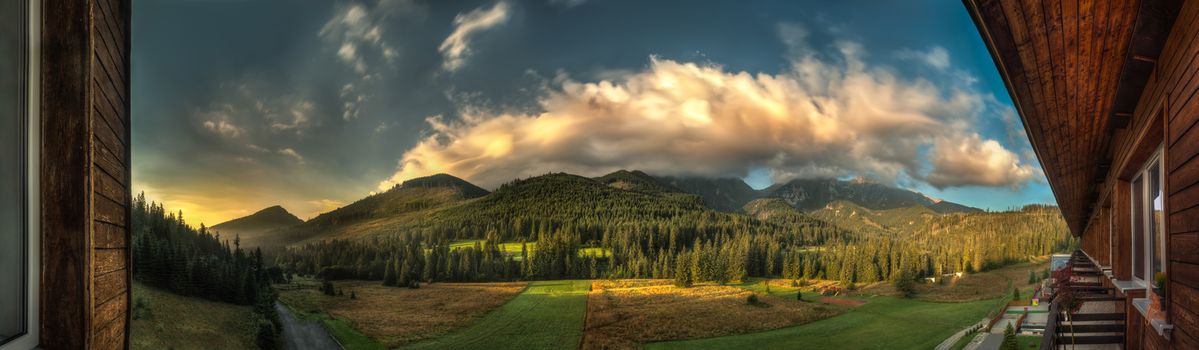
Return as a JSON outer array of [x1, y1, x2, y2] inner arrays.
[[275, 301, 342, 350]]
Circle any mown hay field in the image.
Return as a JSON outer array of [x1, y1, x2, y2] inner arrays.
[[582, 280, 839, 349], [647, 295, 1003, 350], [404, 280, 592, 350], [277, 278, 527, 347]]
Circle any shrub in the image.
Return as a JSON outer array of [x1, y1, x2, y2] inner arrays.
[[255, 319, 277, 350], [132, 297, 151, 320], [891, 269, 916, 298], [321, 281, 336, 296], [746, 294, 761, 306]]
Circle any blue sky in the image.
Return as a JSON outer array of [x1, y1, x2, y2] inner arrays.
[[132, 0, 1056, 224]]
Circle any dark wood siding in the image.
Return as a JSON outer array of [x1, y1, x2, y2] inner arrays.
[[1121, 0, 1199, 345], [41, 0, 131, 348]]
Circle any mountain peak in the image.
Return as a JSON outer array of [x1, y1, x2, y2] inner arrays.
[[397, 173, 489, 198], [765, 178, 979, 213]]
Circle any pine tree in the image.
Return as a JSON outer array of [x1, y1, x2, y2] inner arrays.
[[1000, 323, 1018, 350], [674, 254, 693, 288]]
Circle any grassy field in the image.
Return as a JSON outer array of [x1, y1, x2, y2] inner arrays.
[[856, 261, 1049, 302], [405, 280, 592, 350], [277, 278, 526, 348], [448, 240, 611, 259], [583, 280, 838, 349], [130, 282, 258, 350], [647, 295, 1003, 350]]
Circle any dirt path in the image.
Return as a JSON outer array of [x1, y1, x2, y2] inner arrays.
[[275, 302, 342, 350]]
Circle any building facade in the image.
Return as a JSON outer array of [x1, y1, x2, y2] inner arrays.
[[968, 0, 1198, 348]]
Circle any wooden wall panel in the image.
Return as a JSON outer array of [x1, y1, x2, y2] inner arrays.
[[1119, 0, 1199, 346], [41, 0, 131, 348]]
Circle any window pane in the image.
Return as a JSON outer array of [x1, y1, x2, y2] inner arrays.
[[0, 0, 26, 343], [1133, 176, 1145, 281], [1149, 160, 1163, 280]]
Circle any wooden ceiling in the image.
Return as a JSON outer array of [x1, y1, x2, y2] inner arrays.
[[965, 0, 1181, 235]]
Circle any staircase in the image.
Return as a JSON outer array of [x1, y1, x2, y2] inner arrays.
[[1041, 251, 1126, 349]]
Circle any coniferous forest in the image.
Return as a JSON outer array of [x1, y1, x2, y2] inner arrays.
[[131, 193, 281, 348], [271, 173, 1074, 288]]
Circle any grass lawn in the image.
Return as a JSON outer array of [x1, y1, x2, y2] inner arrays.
[[646, 295, 1003, 350], [130, 282, 258, 350], [448, 240, 611, 259], [404, 280, 591, 350], [1018, 335, 1042, 348]]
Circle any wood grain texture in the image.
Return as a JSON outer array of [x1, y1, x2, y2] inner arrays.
[[40, 0, 131, 348]]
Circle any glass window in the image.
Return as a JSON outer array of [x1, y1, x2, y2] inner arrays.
[[1130, 148, 1166, 287], [0, 0, 29, 344], [1149, 158, 1165, 285]]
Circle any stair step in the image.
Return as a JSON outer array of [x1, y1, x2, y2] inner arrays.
[[1078, 296, 1124, 302], [1067, 313, 1126, 322], [1057, 324, 1125, 333], [1056, 335, 1125, 345]]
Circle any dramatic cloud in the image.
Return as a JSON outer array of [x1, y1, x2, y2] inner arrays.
[[926, 133, 1038, 189], [319, 0, 420, 120], [439, 1, 511, 71], [380, 29, 1038, 190]]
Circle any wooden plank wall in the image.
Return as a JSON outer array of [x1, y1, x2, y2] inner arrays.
[[41, 0, 131, 349], [1121, 0, 1199, 347]]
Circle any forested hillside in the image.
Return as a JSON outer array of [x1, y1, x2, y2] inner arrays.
[[131, 193, 281, 348], [273, 172, 1072, 289]]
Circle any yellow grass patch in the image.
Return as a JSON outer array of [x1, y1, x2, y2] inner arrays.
[[278, 280, 527, 347], [582, 279, 839, 349]]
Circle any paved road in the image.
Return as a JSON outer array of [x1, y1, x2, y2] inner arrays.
[[934, 318, 989, 350], [275, 302, 342, 350]]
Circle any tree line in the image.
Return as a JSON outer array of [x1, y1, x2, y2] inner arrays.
[[131, 193, 281, 349]]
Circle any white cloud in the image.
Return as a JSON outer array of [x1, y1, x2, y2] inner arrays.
[[926, 133, 1038, 189], [439, 1, 512, 71], [378, 28, 1039, 191], [277, 148, 306, 164], [320, 0, 421, 120], [898, 46, 950, 70], [201, 117, 243, 138]]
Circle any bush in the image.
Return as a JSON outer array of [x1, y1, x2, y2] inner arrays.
[[321, 281, 336, 296], [132, 297, 152, 320], [746, 294, 761, 306], [891, 269, 915, 298], [255, 319, 277, 350]]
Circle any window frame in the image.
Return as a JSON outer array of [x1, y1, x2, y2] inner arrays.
[[1130, 146, 1166, 289], [1, 0, 40, 348]]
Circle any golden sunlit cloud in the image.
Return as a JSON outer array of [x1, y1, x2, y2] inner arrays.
[[379, 35, 1039, 191]]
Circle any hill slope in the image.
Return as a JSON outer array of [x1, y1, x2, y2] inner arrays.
[[210, 205, 303, 247], [273, 174, 490, 244], [658, 176, 761, 212]]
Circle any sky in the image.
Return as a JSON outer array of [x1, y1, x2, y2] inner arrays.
[[132, 0, 1058, 226]]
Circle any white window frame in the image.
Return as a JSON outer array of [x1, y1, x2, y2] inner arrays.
[[1130, 146, 1165, 289], [2, 0, 40, 348]]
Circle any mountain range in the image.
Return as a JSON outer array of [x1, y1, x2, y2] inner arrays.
[[218, 170, 983, 248]]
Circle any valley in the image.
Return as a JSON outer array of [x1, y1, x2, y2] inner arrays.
[[133, 170, 1072, 349]]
